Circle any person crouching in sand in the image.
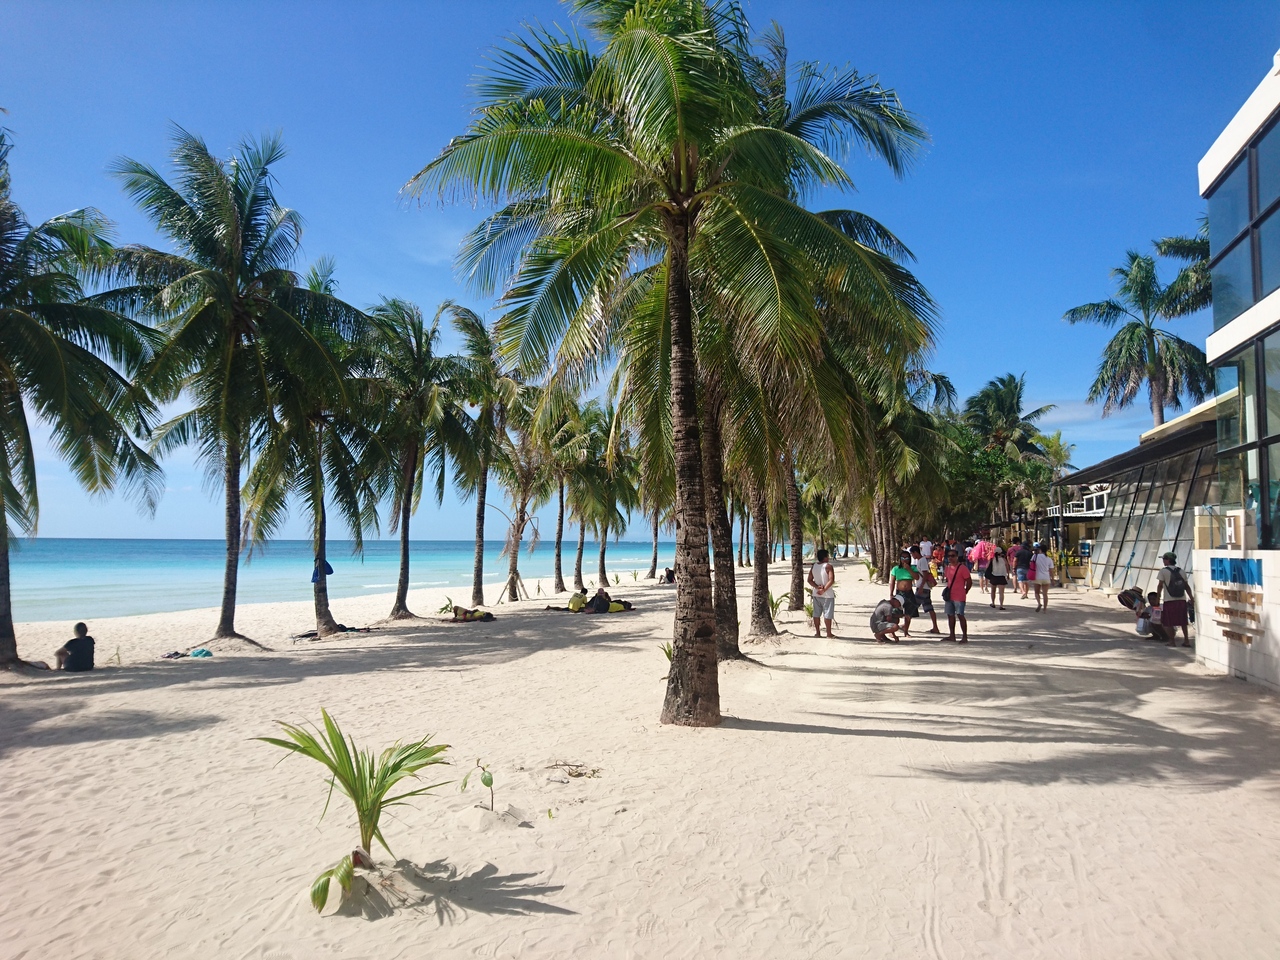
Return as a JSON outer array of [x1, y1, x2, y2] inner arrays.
[[871, 595, 903, 643]]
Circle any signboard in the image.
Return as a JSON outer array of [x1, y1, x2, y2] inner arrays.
[[1209, 557, 1263, 644]]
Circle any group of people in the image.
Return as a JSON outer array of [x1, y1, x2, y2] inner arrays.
[[1125, 552, 1195, 647], [869, 533, 1061, 644]]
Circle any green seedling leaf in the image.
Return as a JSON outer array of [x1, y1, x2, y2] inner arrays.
[[481, 770, 493, 789]]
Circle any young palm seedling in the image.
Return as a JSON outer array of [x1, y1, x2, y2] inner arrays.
[[258, 709, 451, 913], [461, 759, 495, 811], [768, 591, 790, 618], [436, 596, 454, 615]]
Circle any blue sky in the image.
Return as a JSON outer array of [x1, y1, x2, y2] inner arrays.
[[4, 1, 1279, 540]]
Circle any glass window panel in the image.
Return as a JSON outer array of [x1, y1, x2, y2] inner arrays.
[[1261, 121, 1280, 215], [1209, 159, 1250, 257], [1216, 346, 1257, 448], [1261, 207, 1280, 301], [1266, 332, 1280, 438], [1212, 237, 1255, 329], [1269, 443, 1280, 549]]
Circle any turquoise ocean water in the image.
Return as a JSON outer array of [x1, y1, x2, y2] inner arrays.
[[9, 539, 674, 622]]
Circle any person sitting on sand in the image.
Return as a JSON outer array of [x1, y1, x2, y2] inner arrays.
[[584, 588, 613, 614], [545, 592, 589, 612], [870, 595, 903, 644], [661, 567, 675, 584], [55, 622, 95, 671], [451, 605, 494, 622]]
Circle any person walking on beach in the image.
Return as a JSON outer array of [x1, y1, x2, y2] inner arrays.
[[1156, 552, 1194, 647], [1031, 543, 1054, 612], [986, 545, 1009, 609], [910, 545, 941, 634], [941, 548, 971, 643], [808, 548, 836, 638], [971, 535, 993, 596], [871, 595, 903, 643], [919, 537, 934, 566], [55, 622, 95, 672], [888, 552, 919, 636], [1012, 537, 1033, 599]]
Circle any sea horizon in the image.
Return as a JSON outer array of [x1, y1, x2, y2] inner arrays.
[[10, 537, 676, 623]]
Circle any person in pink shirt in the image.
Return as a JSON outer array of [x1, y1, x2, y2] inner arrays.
[[970, 536, 994, 596], [941, 547, 972, 643]]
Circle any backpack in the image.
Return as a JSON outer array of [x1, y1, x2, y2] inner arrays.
[[1165, 566, 1188, 600], [1117, 587, 1144, 610]]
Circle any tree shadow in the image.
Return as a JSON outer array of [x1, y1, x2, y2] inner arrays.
[[0, 697, 222, 759]]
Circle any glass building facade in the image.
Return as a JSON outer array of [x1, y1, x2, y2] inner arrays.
[[1086, 443, 1220, 593], [1208, 111, 1280, 330]]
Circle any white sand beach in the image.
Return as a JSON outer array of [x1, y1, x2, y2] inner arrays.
[[4, 562, 1280, 959]]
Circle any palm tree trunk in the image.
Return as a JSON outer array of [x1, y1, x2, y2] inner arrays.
[[506, 505, 525, 602], [747, 477, 776, 637], [1147, 324, 1166, 427], [313, 482, 341, 637], [573, 521, 586, 592], [471, 456, 488, 608], [597, 523, 608, 585], [646, 512, 658, 578], [659, 213, 719, 727], [215, 435, 242, 638], [0, 515, 19, 667], [553, 480, 567, 593], [700, 401, 741, 660], [784, 452, 804, 609], [738, 511, 746, 566], [389, 445, 417, 619]]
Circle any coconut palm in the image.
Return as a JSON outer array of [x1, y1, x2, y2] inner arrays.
[[963, 374, 1054, 460], [111, 128, 363, 639], [0, 132, 162, 668], [242, 260, 380, 636], [451, 307, 520, 607], [410, 3, 931, 724], [366, 298, 473, 619], [492, 390, 553, 601], [1063, 251, 1213, 427]]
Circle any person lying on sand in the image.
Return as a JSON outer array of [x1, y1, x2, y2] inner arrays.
[[580, 588, 635, 614], [546, 592, 589, 612], [870, 596, 903, 643], [55, 622, 95, 671], [450, 605, 495, 623]]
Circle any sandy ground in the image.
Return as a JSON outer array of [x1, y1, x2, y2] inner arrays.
[[3, 560, 1280, 959]]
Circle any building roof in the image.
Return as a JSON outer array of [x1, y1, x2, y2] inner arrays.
[[1056, 401, 1217, 487]]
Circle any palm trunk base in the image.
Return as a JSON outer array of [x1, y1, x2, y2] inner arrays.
[[386, 603, 418, 620]]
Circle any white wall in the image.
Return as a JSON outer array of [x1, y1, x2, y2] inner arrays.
[[1191, 547, 1280, 692]]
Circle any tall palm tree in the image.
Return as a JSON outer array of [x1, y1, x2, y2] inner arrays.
[[112, 128, 362, 639], [366, 298, 472, 619], [492, 389, 553, 601], [0, 132, 162, 668], [1039, 429, 1076, 548], [963, 374, 1054, 460], [410, 3, 931, 725], [242, 260, 380, 636], [451, 307, 520, 608], [1063, 251, 1213, 427], [536, 389, 587, 594]]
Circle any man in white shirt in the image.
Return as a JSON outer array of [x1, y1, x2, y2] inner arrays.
[[807, 548, 836, 638], [919, 539, 933, 563]]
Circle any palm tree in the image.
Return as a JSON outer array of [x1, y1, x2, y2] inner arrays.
[[451, 308, 519, 608], [0, 132, 162, 668], [366, 298, 472, 619], [1039, 429, 1076, 549], [492, 390, 553, 601], [1063, 251, 1213, 427], [410, 4, 931, 725], [242, 260, 380, 636], [963, 374, 1054, 460], [1157, 217, 1211, 318], [112, 128, 362, 639], [536, 389, 587, 594]]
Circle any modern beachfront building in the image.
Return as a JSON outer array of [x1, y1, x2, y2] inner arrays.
[[1192, 49, 1280, 690]]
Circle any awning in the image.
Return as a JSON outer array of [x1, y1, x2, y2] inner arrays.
[[1056, 419, 1217, 487]]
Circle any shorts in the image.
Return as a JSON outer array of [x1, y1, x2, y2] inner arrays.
[[812, 594, 835, 620], [988, 575, 1008, 586], [1016, 568, 1029, 582], [1162, 598, 1188, 628], [870, 618, 895, 635], [944, 599, 967, 617], [896, 589, 919, 618], [915, 588, 934, 614]]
